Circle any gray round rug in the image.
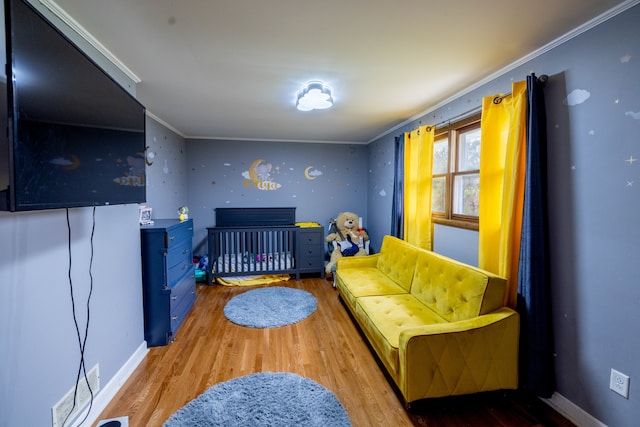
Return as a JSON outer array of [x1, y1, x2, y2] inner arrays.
[[223, 286, 317, 328], [163, 372, 351, 427]]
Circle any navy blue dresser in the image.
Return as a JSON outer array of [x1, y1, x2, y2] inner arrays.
[[297, 226, 325, 278], [140, 219, 196, 346]]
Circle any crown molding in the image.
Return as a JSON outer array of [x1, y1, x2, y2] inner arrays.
[[369, 0, 640, 143], [187, 135, 368, 145], [38, 0, 141, 83], [145, 111, 186, 138]]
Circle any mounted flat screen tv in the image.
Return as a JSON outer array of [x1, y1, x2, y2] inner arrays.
[[1, 0, 146, 211]]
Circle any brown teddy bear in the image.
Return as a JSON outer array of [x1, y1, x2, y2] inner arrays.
[[325, 211, 369, 275]]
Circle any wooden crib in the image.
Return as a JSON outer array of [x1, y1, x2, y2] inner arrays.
[[206, 207, 301, 284]]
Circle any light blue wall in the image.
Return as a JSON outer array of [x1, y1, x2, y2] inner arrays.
[[0, 207, 145, 427], [144, 119, 189, 218], [0, 2, 145, 426], [367, 4, 640, 426], [185, 139, 369, 254], [433, 225, 478, 267]]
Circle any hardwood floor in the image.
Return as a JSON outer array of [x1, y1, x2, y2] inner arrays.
[[94, 278, 574, 427]]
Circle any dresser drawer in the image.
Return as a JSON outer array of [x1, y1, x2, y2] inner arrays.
[[170, 266, 196, 314], [170, 268, 196, 335], [299, 254, 323, 269], [167, 247, 193, 285], [299, 244, 322, 257], [165, 220, 194, 249], [299, 230, 323, 246], [166, 238, 192, 270]]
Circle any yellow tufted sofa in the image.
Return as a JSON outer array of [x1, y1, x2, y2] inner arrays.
[[335, 235, 519, 404]]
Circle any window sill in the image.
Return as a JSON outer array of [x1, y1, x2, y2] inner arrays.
[[433, 217, 479, 231]]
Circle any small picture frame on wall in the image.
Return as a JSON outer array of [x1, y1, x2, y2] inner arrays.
[[139, 205, 153, 225]]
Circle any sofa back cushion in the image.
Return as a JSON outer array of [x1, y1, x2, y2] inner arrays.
[[410, 249, 506, 322], [376, 236, 420, 292]]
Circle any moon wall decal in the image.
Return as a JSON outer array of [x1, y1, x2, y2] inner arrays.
[[304, 166, 316, 180], [249, 159, 264, 183]]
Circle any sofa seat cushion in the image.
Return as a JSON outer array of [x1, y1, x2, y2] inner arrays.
[[354, 294, 447, 376], [337, 268, 408, 312]]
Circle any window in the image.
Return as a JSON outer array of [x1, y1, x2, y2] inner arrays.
[[431, 115, 481, 230]]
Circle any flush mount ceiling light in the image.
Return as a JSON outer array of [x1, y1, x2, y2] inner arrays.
[[296, 81, 333, 111]]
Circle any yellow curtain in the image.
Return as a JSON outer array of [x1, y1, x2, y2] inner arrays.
[[403, 125, 434, 250], [478, 81, 527, 308]]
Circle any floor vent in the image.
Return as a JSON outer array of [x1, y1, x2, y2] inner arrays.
[[51, 364, 100, 427]]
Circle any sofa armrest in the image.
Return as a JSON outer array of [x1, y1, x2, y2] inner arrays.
[[398, 307, 519, 401], [336, 253, 379, 269]]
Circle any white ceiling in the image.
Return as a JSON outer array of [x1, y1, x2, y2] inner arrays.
[[51, 0, 627, 143]]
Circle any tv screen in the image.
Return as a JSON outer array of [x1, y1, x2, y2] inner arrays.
[[1, 0, 146, 211]]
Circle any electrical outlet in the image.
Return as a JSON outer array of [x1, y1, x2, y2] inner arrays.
[[610, 368, 630, 399]]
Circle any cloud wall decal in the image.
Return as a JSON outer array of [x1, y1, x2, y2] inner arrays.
[[565, 89, 591, 106]]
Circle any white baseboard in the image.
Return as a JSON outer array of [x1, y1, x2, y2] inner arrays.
[[71, 341, 148, 427], [542, 392, 606, 427]]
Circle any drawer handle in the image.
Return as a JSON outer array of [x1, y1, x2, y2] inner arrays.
[[169, 235, 175, 241], [172, 316, 178, 321], [182, 249, 189, 255], [182, 264, 188, 270], [172, 295, 177, 300]]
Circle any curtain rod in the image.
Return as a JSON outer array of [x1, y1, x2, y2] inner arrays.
[[422, 74, 549, 131], [421, 106, 482, 132], [492, 74, 549, 105]]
